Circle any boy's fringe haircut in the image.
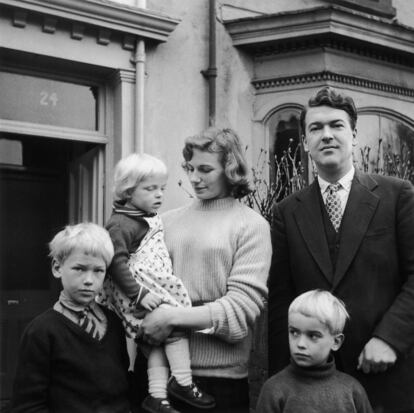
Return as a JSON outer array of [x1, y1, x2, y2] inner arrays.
[[49, 222, 114, 267], [289, 289, 349, 335]]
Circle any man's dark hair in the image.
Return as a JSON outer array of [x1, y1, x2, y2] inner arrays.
[[300, 87, 358, 133]]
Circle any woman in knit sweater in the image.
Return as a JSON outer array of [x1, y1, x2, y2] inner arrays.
[[140, 127, 272, 412]]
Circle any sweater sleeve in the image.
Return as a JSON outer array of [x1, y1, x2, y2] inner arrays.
[[11, 320, 51, 413], [106, 216, 149, 299], [372, 179, 414, 355], [352, 380, 374, 413], [268, 201, 296, 374], [206, 211, 271, 343], [256, 378, 283, 413]]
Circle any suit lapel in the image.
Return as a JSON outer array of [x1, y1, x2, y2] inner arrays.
[[332, 172, 380, 288], [294, 182, 334, 283]]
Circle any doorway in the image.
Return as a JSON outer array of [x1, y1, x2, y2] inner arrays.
[[0, 134, 104, 408]]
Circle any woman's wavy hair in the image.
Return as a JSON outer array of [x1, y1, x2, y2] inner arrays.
[[182, 127, 252, 199]]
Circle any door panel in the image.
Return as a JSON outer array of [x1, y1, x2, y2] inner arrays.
[[0, 140, 105, 407], [0, 168, 65, 401]]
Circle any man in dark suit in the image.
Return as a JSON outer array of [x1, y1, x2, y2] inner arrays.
[[268, 87, 414, 413]]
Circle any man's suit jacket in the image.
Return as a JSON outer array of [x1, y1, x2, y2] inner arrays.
[[268, 171, 414, 412]]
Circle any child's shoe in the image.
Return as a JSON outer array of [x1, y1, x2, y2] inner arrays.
[[141, 395, 181, 413], [167, 376, 216, 409]]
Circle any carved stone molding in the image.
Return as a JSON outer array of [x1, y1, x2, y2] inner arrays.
[[71, 22, 84, 40], [97, 28, 111, 46], [0, 0, 180, 43], [108, 69, 136, 85], [252, 71, 414, 97], [42, 16, 57, 33], [122, 34, 136, 51], [12, 9, 27, 27], [225, 6, 414, 64], [253, 37, 411, 67]]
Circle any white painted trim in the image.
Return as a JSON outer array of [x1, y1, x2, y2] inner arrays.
[[0, 119, 109, 143]]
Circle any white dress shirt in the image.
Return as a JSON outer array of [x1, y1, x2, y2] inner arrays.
[[318, 166, 355, 216]]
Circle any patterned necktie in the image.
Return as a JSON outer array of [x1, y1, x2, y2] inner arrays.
[[325, 183, 342, 232], [79, 307, 102, 340], [56, 292, 106, 340]]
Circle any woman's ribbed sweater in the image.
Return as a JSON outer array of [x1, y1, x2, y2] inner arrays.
[[162, 197, 272, 378]]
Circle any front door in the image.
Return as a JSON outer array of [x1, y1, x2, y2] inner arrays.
[[0, 164, 66, 404], [0, 135, 104, 408]]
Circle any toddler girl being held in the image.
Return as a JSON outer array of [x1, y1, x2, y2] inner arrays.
[[98, 153, 214, 413]]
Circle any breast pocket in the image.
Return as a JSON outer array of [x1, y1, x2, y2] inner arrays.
[[365, 227, 390, 238]]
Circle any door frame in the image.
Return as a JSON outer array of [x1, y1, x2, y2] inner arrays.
[[69, 145, 105, 224], [0, 64, 112, 223], [0, 65, 113, 407]]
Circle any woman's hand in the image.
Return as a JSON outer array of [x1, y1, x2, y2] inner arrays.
[[141, 306, 175, 345]]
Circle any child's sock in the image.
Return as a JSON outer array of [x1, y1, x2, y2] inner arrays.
[[165, 337, 192, 386], [148, 366, 169, 399]]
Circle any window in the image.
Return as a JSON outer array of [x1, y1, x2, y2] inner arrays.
[[0, 71, 98, 131], [268, 107, 308, 200], [355, 113, 414, 181]]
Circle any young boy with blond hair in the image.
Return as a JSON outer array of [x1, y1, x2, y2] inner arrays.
[[257, 290, 373, 413], [11, 223, 131, 413]]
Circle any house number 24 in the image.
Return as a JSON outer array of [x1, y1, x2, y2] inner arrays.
[[40, 91, 58, 106]]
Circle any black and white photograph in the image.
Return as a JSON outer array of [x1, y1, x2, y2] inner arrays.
[[1, 1, 413, 412]]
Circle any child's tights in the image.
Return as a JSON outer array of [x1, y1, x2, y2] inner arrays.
[[147, 336, 192, 399]]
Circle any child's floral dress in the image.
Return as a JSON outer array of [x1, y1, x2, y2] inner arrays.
[[99, 215, 191, 338]]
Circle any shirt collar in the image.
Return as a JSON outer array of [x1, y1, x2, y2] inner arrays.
[[58, 290, 104, 321], [112, 201, 156, 217], [318, 166, 355, 194]]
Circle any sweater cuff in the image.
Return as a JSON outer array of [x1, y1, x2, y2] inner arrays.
[[206, 301, 226, 335]]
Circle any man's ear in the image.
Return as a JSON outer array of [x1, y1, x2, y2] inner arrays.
[[302, 134, 309, 152], [332, 333, 344, 352], [51, 259, 62, 279], [352, 128, 357, 146]]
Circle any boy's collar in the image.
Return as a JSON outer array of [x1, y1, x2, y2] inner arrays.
[[112, 201, 156, 217], [290, 354, 335, 377], [58, 291, 103, 320]]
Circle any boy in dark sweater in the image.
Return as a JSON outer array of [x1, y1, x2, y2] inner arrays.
[[257, 290, 373, 413], [11, 223, 131, 413]]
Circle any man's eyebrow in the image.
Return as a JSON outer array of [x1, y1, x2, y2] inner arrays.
[[308, 119, 344, 126], [308, 120, 322, 126]]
